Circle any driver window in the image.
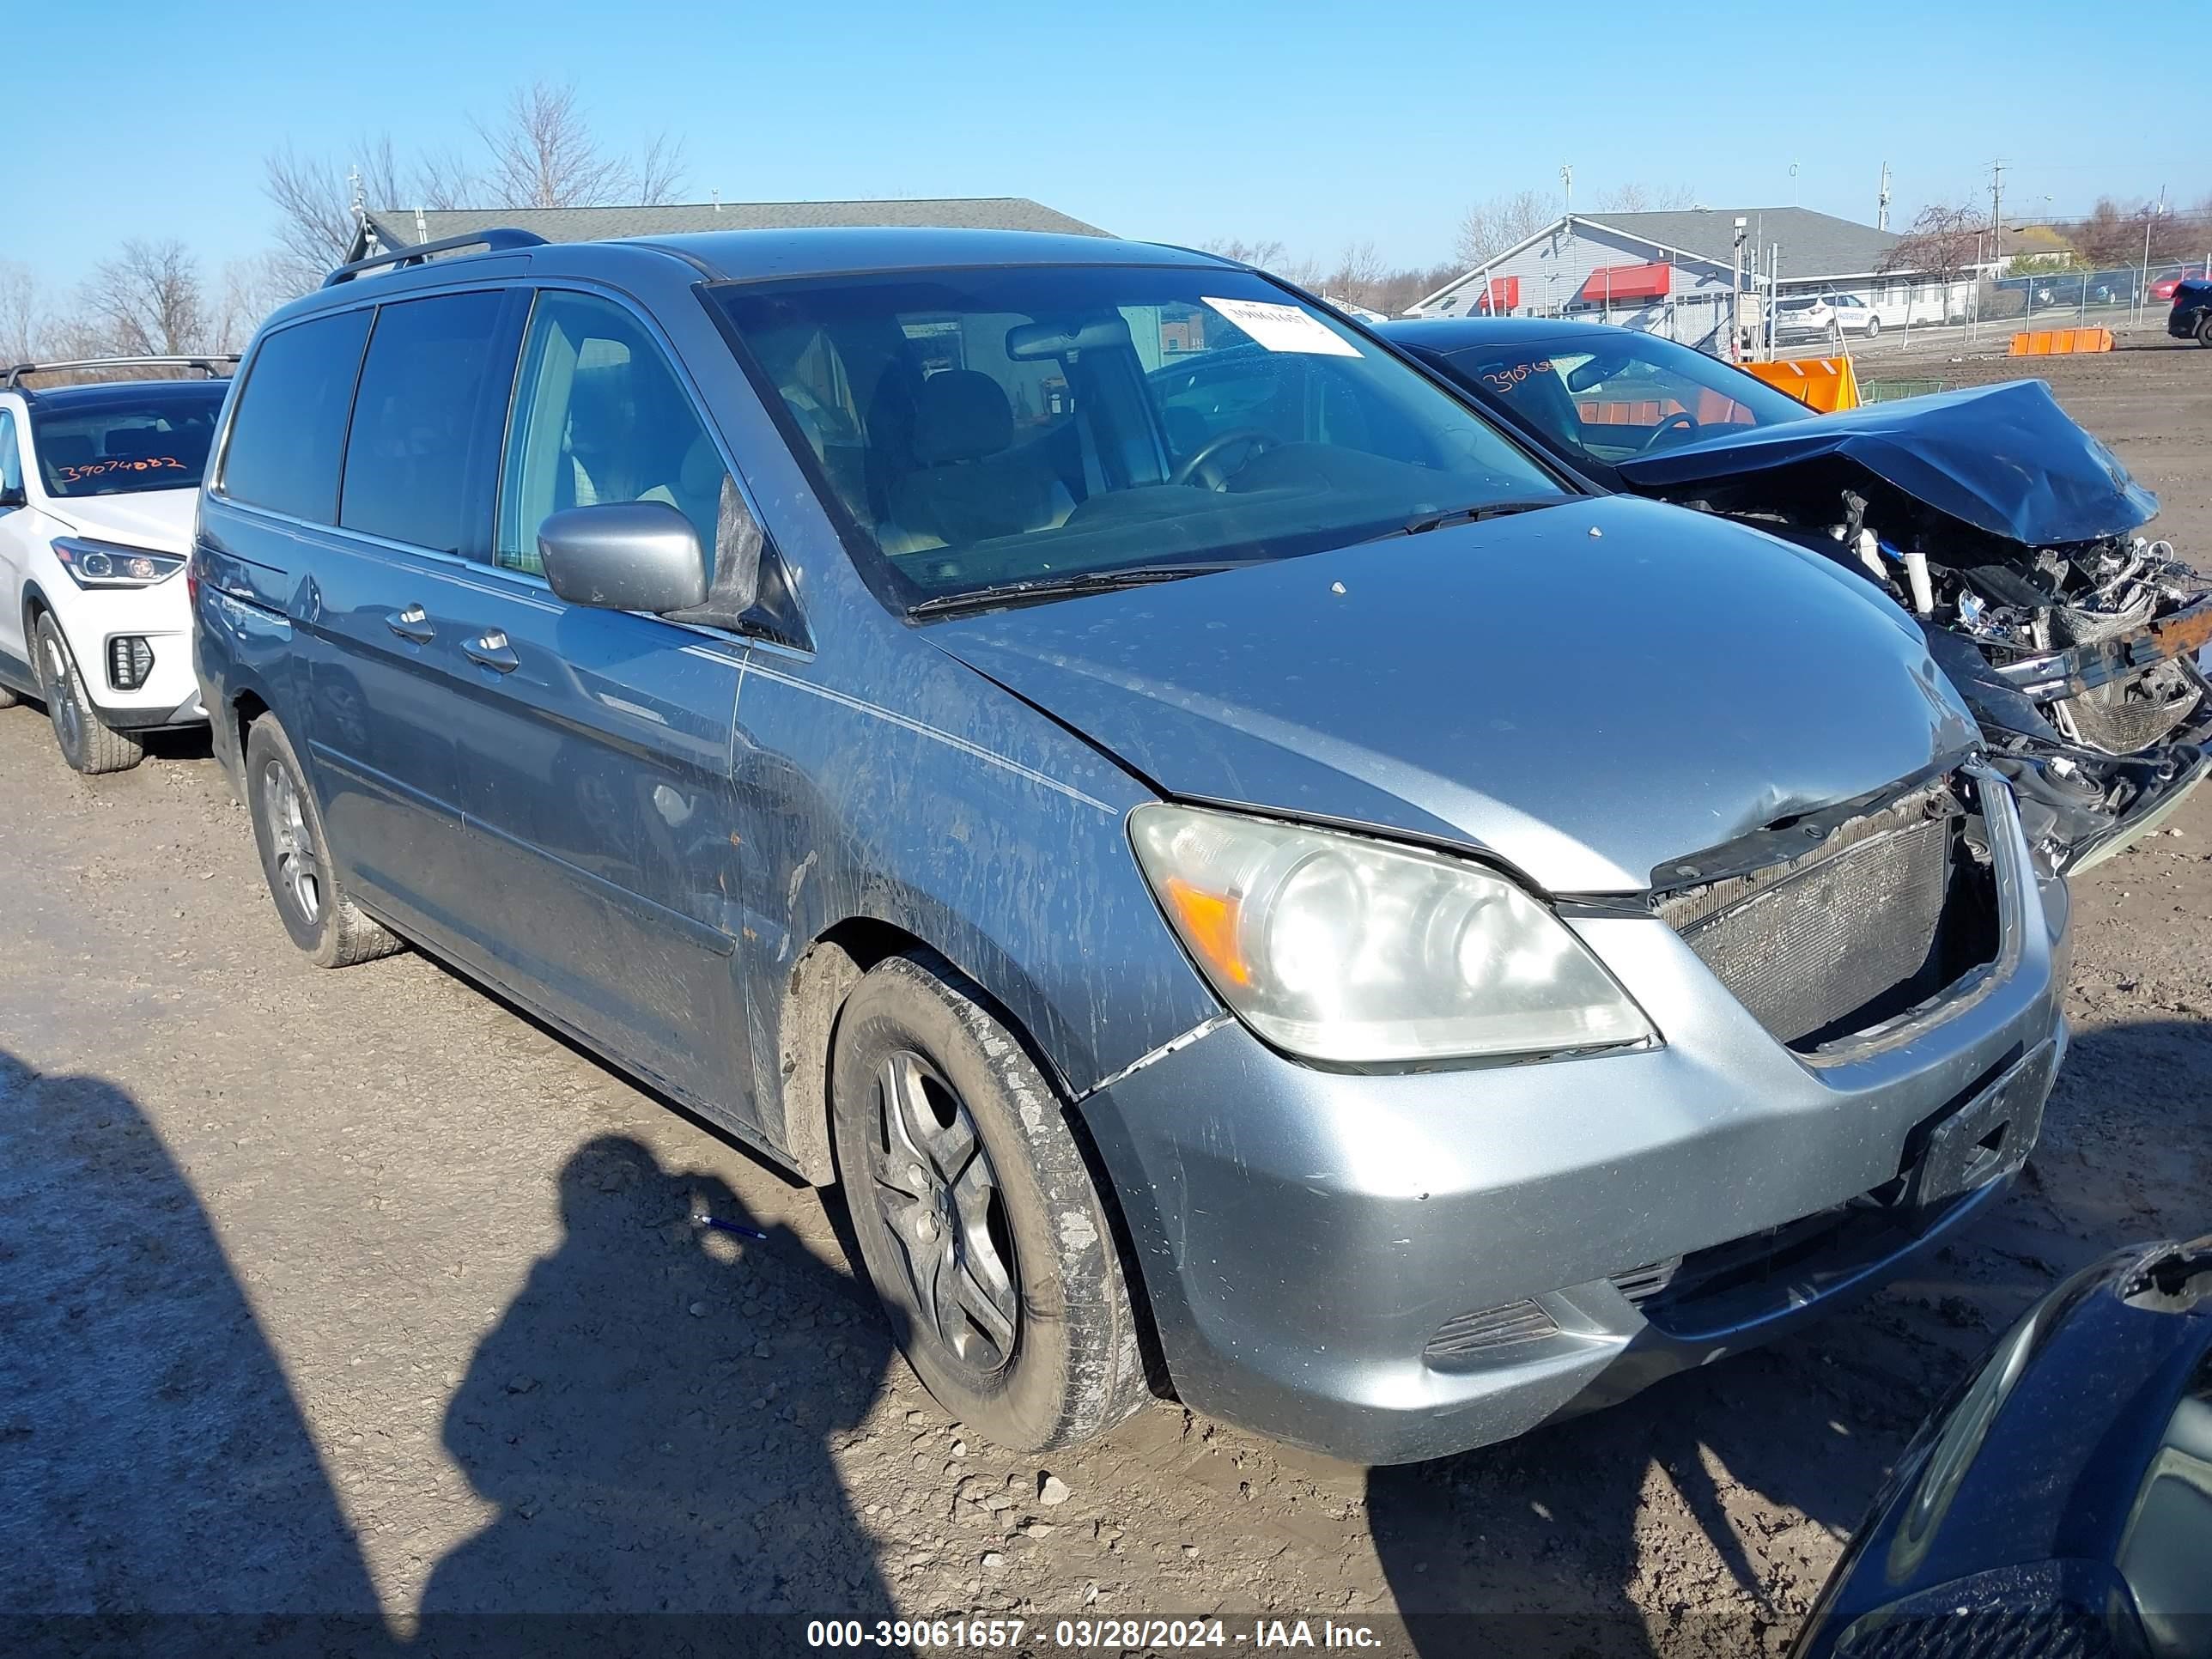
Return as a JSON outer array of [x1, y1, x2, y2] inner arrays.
[[495, 291, 730, 576], [1561, 351, 1759, 457], [0, 410, 21, 501]]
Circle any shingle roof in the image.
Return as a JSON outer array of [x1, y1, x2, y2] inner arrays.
[[1579, 207, 1903, 281], [354, 197, 1109, 259]]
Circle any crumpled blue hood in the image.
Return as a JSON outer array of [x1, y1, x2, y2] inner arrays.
[[1615, 380, 2159, 548]]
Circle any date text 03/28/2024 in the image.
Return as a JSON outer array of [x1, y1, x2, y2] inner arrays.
[[805, 1618, 1385, 1649]]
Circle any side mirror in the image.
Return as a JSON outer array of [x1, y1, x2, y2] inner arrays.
[[0, 482, 25, 509], [537, 502, 709, 614]]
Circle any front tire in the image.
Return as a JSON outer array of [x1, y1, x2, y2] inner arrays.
[[1864, 314, 1881, 338], [244, 716, 403, 969], [34, 612, 143, 775], [830, 952, 1149, 1452]]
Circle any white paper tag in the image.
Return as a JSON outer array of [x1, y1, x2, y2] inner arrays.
[[1200, 297, 1362, 356]]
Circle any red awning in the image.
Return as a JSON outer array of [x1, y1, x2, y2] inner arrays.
[[1575, 263, 1671, 304]]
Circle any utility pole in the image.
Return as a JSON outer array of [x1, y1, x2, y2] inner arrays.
[[1877, 162, 1891, 232], [1989, 160, 2007, 258]]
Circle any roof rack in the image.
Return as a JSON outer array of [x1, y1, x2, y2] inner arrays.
[[3, 355, 240, 392], [324, 228, 549, 287]]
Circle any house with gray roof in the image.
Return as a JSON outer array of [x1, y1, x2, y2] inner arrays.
[[1409, 206, 1972, 351], [343, 198, 1109, 264]]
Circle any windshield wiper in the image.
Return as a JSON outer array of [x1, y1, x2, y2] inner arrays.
[[1379, 498, 1566, 539], [908, 563, 1237, 618]]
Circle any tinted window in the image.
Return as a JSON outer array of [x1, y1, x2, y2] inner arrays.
[[342, 291, 510, 553], [25, 383, 228, 499], [222, 310, 371, 522], [496, 291, 728, 575], [0, 410, 20, 498]]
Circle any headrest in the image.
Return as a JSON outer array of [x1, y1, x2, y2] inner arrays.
[[678, 433, 724, 495], [910, 370, 1012, 465], [43, 434, 96, 469], [106, 427, 172, 459]]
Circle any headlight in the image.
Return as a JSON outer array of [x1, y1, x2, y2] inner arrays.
[[1130, 804, 1655, 1065], [52, 538, 185, 588]]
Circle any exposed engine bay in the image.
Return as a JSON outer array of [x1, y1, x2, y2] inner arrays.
[[1613, 380, 2212, 871]]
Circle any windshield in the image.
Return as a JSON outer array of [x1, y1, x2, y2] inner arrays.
[[27, 383, 227, 499], [1436, 332, 1813, 471], [712, 266, 1570, 613]]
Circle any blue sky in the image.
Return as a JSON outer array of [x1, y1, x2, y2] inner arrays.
[[1, 0, 2196, 291]]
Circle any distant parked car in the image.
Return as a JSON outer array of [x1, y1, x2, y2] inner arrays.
[[1793, 1232, 2212, 1658], [2148, 264, 2208, 303], [1767, 292, 1881, 341], [194, 226, 2067, 1463], [2171, 278, 2212, 345], [0, 357, 234, 772]]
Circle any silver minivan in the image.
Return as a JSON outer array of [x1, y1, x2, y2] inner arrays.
[[192, 227, 2069, 1462]]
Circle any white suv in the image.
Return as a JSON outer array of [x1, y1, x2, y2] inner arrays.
[[0, 358, 234, 772]]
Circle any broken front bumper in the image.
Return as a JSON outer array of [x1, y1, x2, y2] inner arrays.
[[1079, 783, 2069, 1464]]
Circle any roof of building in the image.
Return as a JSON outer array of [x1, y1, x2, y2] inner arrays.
[[350, 197, 1110, 260], [1587, 207, 1901, 280]]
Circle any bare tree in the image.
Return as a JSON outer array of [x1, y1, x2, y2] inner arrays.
[[1595, 181, 1698, 213], [213, 254, 296, 353], [79, 240, 208, 357], [1199, 237, 1289, 268], [1879, 201, 1987, 285], [1454, 189, 1559, 267], [1324, 241, 1389, 310], [1, 263, 43, 366], [264, 136, 408, 291], [473, 80, 684, 210]]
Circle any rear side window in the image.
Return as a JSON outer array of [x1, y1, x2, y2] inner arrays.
[[222, 309, 372, 523], [341, 291, 511, 554], [0, 410, 20, 497]]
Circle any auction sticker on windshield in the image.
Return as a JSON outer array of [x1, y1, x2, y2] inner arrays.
[[1202, 297, 1361, 356]]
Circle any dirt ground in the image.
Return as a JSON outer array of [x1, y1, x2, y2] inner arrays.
[[3, 340, 2209, 1659]]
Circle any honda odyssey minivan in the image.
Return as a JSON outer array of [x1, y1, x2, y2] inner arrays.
[[192, 227, 2069, 1462]]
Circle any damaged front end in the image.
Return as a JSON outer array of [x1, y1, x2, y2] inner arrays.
[[1617, 381, 2212, 872]]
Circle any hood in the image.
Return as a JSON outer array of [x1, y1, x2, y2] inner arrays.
[[43, 487, 198, 554], [926, 495, 1978, 894], [1614, 380, 2158, 550]]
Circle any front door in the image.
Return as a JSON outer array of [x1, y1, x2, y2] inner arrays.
[[447, 288, 752, 1120]]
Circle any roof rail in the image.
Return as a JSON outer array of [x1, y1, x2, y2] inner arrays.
[[3, 356, 240, 392], [324, 228, 549, 287]]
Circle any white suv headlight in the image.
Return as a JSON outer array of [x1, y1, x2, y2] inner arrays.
[[1130, 804, 1655, 1065]]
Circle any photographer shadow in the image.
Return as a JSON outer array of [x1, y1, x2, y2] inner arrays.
[[416, 1133, 899, 1644]]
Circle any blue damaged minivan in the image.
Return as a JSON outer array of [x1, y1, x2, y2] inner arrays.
[[191, 227, 2069, 1462]]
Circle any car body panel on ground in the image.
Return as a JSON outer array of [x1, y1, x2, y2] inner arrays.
[[192, 228, 2067, 1461], [1794, 1233, 2212, 1657]]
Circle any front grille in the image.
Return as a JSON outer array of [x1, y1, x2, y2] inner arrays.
[[1655, 780, 1998, 1049]]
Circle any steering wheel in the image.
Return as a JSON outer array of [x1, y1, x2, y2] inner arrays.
[[1640, 411, 1701, 452], [1171, 427, 1279, 489]]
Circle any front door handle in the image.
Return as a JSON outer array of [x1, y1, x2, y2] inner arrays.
[[462, 630, 520, 673], [386, 605, 434, 644]]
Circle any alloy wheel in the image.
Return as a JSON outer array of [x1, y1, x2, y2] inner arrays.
[[260, 759, 322, 926], [40, 629, 82, 756], [865, 1048, 1021, 1374]]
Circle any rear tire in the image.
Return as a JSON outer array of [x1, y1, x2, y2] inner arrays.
[[243, 715, 403, 969], [2196, 315, 2212, 348], [830, 951, 1149, 1452], [33, 613, 143, 775]]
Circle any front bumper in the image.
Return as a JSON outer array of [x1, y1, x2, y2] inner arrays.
[[1080, 781, 2069, 1464]]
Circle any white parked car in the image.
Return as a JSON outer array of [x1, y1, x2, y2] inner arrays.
[[1767, 292, 1882, 341], [0, 359, 233, 772]]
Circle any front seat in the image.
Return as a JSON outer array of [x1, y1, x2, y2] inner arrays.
[[882, 370, 1072, 551]]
